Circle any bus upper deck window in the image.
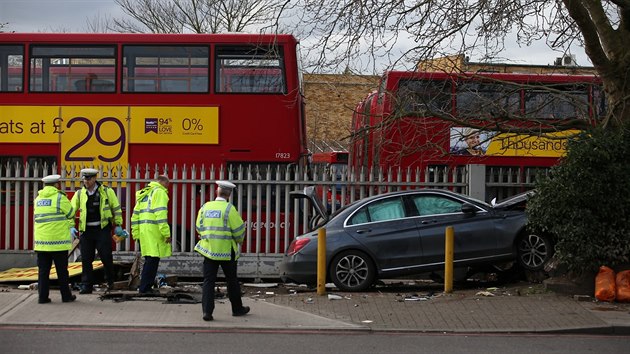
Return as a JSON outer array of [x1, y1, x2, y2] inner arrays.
[[0, 45, 24, 93], [29, 45, 116, 93], [122, 45, 209, 93], [215, 45, 286, 94]]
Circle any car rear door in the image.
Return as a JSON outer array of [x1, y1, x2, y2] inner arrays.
[[343, 195, 422, 271], [409, 193, 499, 266]]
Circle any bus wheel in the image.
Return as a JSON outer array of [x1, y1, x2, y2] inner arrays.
[[517, 232, 553, 271], [330, 250, 375, 292]]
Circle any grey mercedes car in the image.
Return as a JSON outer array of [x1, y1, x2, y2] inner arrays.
[[280, 188, 551, 291]]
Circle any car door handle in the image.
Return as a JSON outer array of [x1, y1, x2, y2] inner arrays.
[[355, 229, 371, 234], [421, 220, 436, 225]]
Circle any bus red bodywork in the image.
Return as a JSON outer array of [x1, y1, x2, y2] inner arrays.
[[350, 71, 604, 174], [0, 33, 308, 253]]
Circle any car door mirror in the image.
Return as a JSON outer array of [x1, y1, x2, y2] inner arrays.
[[461, 203, 477, 214]]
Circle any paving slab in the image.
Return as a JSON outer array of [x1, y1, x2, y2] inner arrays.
[[0, 291, 364, 331]]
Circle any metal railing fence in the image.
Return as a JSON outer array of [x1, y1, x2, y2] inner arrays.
[[1, 163, 540, 278]]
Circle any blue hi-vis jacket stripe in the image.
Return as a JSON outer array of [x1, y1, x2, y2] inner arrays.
[[193, 243, 233, 259], [34, 239, 72, 246]]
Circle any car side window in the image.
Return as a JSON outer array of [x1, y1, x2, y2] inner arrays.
[[348, 197, 405, 225], [413, 195, 463, 216], [350, 209, 369, 225]]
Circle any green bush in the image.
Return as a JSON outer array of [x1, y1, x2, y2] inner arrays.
[[527, 126, 630, 274]]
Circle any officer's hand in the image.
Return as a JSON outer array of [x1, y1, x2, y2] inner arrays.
[[115, 225, 123, 236], [70, 227, 78, 239]]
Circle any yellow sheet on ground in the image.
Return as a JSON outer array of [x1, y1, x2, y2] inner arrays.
[[0, 261, 103, 282]]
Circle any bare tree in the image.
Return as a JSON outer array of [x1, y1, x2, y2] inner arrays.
[[92, 0, 286, 34], [85, 13, 114, 33], [286, 1, 630, 129]]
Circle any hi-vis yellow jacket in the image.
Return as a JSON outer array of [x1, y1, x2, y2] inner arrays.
[[71, 183, 122, 231], [131, 181, 171, 258], [33, 186, 75, 252], [194, 199, 245, 261]]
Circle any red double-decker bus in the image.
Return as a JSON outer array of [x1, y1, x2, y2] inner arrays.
[[349, 71, 605, 196], [310, 151, 349, 211], [0, 32, 308, 171], [311, 151, 349, 166], [0, 33, 308, 263]]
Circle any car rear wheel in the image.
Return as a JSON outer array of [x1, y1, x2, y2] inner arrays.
[[330, 250, 375, 291], [517, 233, 553, 271]]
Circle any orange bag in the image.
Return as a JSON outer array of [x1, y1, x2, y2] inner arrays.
[[594, 266, 616, 302], [615, 270, 630, 303]]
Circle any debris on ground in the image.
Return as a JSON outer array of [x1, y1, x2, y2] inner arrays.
[[100, 289, 202, 304], [475, 291, 495, 297], [403, 295, 430, 301], [574, 295, 592, 302], [17, 283, 38, 290], [242, 283, 278, 288]]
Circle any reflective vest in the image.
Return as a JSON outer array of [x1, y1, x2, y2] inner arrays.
[[33, 186, 75, 251], [130, 181, 171, 258], [194, 199, 245, 261], [71, 183, 123, 231]]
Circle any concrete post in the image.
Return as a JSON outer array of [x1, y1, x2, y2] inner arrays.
[[468, 164, 486, 201]]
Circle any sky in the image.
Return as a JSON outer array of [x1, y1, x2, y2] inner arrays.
[[0, 0, 591, 69], [0, 0, 125, 32]]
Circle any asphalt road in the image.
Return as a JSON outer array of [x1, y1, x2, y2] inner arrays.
[[1, 327, 628, 353]]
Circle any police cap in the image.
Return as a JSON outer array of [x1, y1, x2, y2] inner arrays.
[[216, 180, 236, 190], [41, 174, 62, 184], [80, 168, 99, 179]]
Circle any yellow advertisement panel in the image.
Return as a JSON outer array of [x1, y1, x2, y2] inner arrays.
[[1, 105, 219, 146], [0, 105, 61, 143], [450, 127, 577, 157], [1, 105, 219, 179], [61, 106, 129, 178], [129, 106, 219, 144]]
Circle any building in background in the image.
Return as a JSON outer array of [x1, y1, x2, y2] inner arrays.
[[303, 73, 379, 152], [418, 53, 597, 75]]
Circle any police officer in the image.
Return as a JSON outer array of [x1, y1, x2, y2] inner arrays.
[[71, 168, 123, 294], [131, 175, 172, 294], [194, 180, 249, 321], [33, 174, 76, 303]]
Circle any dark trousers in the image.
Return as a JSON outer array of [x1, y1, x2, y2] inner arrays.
[[37, 251, 73, 302], [202, 255, 243, 316], [80, 224, 114, 288], [139, 256, 160, 293]]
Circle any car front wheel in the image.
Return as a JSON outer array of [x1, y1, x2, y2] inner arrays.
[[330, 250, 375, 291], [517, 233, 553, 271]]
